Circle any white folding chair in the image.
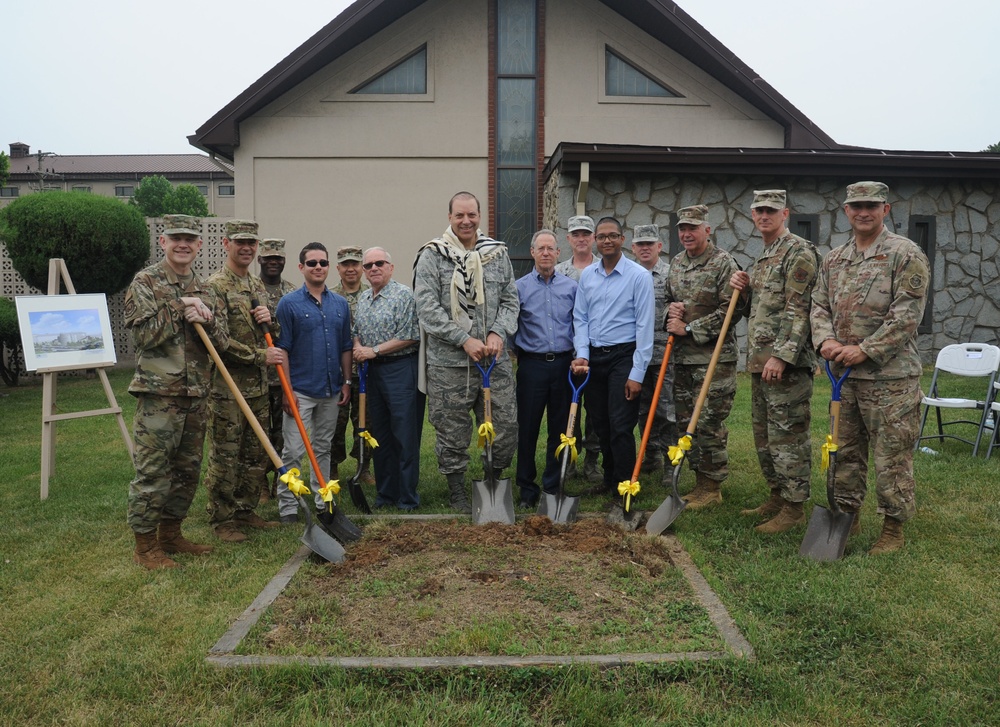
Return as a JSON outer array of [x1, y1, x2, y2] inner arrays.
[[916, 343, 1000, 456]]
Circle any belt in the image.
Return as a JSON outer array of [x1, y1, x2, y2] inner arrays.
[[520, 350, 573, 362], [369, 350, 418, 364], [590, 342, 635, 354]]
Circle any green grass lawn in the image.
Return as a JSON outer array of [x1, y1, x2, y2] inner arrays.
[[1, 368, 998, 725]]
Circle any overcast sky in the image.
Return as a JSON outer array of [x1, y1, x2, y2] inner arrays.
[[4, 0, 996, 157]]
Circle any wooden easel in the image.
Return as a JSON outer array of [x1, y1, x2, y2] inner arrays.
[[38, 259, 133, 500]]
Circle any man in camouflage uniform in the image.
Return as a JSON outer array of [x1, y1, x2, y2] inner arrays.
[[203, 220, 285, 542], [631, 223, 676, 472], [413, 191, 519, 513], [731, 190, 819, 533], [811, 181, 929, 555], [664, 205, 741, 508], [124, 214, 228, 570], [331, 245, 373, 485], [554, 215, 602, 483], [257, 238, 297, 503]]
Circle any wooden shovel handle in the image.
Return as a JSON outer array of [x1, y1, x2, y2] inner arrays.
[[630, 334, 675, 484], [686, 290, 740, 436]]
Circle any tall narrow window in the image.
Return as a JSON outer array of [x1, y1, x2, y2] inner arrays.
[[352, 46, 427, 95], [789, 214, 819, 243], [909, 215, 936, 333], [494, 0, 538, 277], [605, 48, 677, 98]]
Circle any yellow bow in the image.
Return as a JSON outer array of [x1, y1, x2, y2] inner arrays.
[[667, 435, 692, 466], [279, 468, 311, 497], [318, 480, 341, 512], [359, 430, 379, 449], [555, 433, 578, 464], [821, 435, 837, 471], [618, 479, 641, 512], [478, 421, 496, 447]]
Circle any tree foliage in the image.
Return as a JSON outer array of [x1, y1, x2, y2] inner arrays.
[[0, 151, 9, 188], [983, 141, 1000, 153], [131, 175, 210, 217], [0, 296, 22, 386], [0, 192, 149, 295]]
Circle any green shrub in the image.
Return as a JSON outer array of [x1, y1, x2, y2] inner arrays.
[[0, 296, 21, 386], [0, 192, 150, 294]]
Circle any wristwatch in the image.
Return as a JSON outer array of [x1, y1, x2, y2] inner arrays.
[[684, 324, 692, 335], [373, 345, 381, 357], [344, 379, 352, 386]]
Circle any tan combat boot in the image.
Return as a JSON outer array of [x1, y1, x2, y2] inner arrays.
[[755, 501, 806, 534], [683, 472, 722, 510], [133, 531, 179, 570], [235, 511, 280, 529], [868, 517, 904, 555], [159, 519, 213, 555], [849, 509, 861, 536], [215, 521, 248, 542], [741, 489, 783, 517]]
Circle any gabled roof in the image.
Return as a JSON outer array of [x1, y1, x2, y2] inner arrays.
[[7, 153, 232, 180], [189, 0, 839, 159]]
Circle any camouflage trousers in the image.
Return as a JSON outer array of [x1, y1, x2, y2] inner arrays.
[[673, 361, 737, 482], [750, 368, 813, 502], [203, 392, 269, 526], [834, 376, 921, 522], [332, 382, 372, 466], [127, 394, 208, 534], [639, 360, 677, 456], [426, 361, 517, 475]]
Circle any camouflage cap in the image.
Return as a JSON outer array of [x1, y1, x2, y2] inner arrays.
[[676, 205, 710, 227], [567, 215, 595, 233], [337, 245, 364, 263], [844, 181, 889, 204], [225, 219, 260, 241], [631, 224, 660, 244], [163, 214, 201, 236], [259, 238, 285, 258], [751, 189, 787, 210]]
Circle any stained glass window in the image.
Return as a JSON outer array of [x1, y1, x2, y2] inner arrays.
[[353, 47, 427, 95], [606, 48, 677, 97]]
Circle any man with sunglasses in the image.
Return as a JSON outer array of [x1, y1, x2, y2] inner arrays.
[[274, 242, 354, 526], [203, 220, 285, 542], [811, 182, 929, 554], [353, 248, 423, 511]]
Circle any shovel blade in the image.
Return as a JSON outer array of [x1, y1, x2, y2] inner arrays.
[[537, 492, 580, 525], [296, 498, 346, 562], [799, 505, 856, 562], [315, 505, 364, 544], [348, 477, 372, 514], [472, 477, 515, 525], [645, 494, 686, 535]]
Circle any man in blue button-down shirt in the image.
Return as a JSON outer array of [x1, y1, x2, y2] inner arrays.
[[511, 230, 578, 507], [274, 242, 353, 523], [571, 217, 655, 497]]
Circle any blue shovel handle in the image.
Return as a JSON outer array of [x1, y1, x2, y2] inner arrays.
[[567, 367, 590, 405], [825, 360, 852, 402], [475, 356, 497, 387], [358, 360, 368, 395]]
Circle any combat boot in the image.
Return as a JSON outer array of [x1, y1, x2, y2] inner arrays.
[[447, 473, 472, 514], [235, 511, 280, 529], [848, 509, 861, 535], [741, 488, 783, 517], [755, 501, 806, 534], [158, 519, 213, 555], [868, 517, 904, 555], [359, 457, 376, 486], [640, 450, 663, 473], [683, 472, 722, 510], [214, 521, 248, 543], [133, 531, 179, 570], [582, 450, 603, 483]]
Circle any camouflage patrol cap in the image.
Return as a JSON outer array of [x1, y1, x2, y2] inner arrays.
[[567, 215, 595, 233], [632, 224, 660, 244], [844, 181, 889, 204], [751, 189, 787, 210], [163, 214, 201, 236], [225, 219, 260, 241], [337, 246, 364, 263], [259, 238, 285, 258], [676, 205, 710, 227]]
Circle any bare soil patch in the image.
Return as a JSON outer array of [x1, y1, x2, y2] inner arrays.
[[244, 516, 721, 658]]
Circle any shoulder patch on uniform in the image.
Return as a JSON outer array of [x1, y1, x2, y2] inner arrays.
[[792, 267, 809, 284], [124, 300, 136, 318]]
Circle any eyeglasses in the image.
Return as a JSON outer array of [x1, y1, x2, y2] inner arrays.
[[304, 259, 330, 268], [595, 233, 623, 242], [362, 260, 390, 270]]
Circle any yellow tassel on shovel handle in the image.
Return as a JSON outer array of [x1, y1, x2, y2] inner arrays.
[[318, 480, 341, 512], [359, 430, 379, 449], [555, 433, 578, 464], [667, 435, 692, 467], [821, 435, 837, 471], [618, 479, 641, 512], [280, 468, 311, 497], [478, 421, 495, 447]]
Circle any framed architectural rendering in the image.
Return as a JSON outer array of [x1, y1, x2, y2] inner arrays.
[[15, 293, 117, 372]]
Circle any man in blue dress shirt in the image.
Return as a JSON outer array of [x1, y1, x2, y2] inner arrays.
[[511, 230, 578, 508], [571, 218, 655, 496], [274, 242, 354, 524]]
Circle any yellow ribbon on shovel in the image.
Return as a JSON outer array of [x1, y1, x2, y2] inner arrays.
[[555, 433, 578, 464], [318, 480, 341, 513], [618, 479, 641, 512], [280, 468, 311, 497], [667, 435, 692, 466], [359, 430, 379, 449], [478, 421, 496, 447], [821, 434, 837, 471]]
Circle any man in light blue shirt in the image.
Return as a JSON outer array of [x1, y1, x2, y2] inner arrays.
[[511, 230, 577, 507], [571, 217, 655, 496]]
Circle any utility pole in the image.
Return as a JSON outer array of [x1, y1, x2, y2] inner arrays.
[[32, 150, 62, 192]]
